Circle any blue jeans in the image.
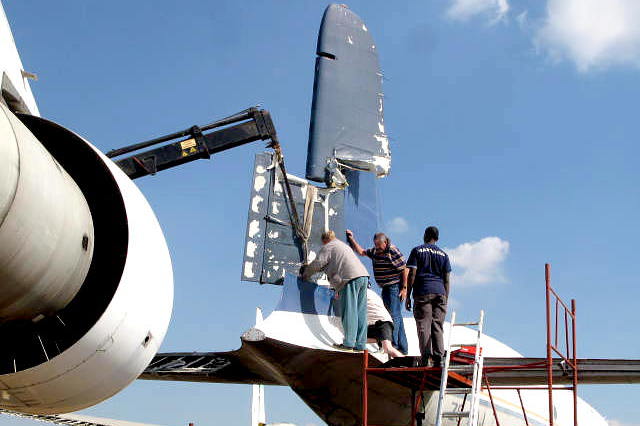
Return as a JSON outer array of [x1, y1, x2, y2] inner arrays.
[[381, 283, 408, 354], [339, 276, 368, 350]]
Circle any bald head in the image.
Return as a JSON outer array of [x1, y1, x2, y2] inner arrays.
[[321, 230, 336, 244]]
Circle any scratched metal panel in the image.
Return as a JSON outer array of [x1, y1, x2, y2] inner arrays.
[[242, 152, 345, 285], [241, 152, 273, 282], [262, 176, 344, 284], [306, 4, 390, 183]]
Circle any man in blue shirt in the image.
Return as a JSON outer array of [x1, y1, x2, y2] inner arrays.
[[405, 226, 451, 367]]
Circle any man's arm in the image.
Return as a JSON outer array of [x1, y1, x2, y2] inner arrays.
[[398, 268, 409, 301], [443, 272, 450, 298], [405, 247, 417, 310], [301, 247, 330, 280], [443, 254, 452, 298], [345, 229, 367, 256], [405, 268, 415, 310]]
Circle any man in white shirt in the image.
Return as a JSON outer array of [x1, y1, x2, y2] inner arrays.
[[367, 289, 404, 358]]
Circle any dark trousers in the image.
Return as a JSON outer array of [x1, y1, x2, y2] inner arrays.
[[412, 293, 447, 363], [381, 283, 408, 354]]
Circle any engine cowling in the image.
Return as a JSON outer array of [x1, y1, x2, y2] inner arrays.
[[0, 103, 173, 414]]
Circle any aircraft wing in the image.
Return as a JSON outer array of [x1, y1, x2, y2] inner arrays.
[[0, 409, 160, 426], [139, 335, 289, 386], [141, 345, 640, 387]]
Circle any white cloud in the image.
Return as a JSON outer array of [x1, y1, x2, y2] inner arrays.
[[447, 0, 510, 24], [387, 216, 409, 234], [535, 0, 640, 71], [446, 237, 509, 286]]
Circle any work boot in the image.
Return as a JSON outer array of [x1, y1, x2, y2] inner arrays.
[[431, 356, 443, 368]]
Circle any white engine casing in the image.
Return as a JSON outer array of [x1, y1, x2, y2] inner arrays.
[[0, 114, 173, 414]]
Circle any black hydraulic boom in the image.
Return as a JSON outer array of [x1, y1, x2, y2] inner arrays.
[[107, 107, 278, 179]]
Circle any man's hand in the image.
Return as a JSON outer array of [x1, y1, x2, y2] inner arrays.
[[405, 298, 412, 311], [345, 229, 353, 239], [399, 287, 407, 301], [299, 265, 307, 277], [334, 291, 340, 300]]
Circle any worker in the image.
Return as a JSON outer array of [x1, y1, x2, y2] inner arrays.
[[346, 229, 409, 355], [405, 226, 451, 367], [301, 230, 369, 351], [366, 288, 405, 358]]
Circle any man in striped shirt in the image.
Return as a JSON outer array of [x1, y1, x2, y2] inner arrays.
[[346, 229, 409, 354]]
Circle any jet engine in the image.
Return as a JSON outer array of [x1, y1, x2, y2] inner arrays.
[[0, 103, 173, 414]]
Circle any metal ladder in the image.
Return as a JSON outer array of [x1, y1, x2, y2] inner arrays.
[[435, 310, 485, 426]]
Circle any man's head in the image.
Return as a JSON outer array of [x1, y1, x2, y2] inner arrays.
[[321, 230, 336, 245], [373, 232, 390, 251], [423, 226, 439, 244]]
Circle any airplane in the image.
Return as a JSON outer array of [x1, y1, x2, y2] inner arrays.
[[1, 2, 639, 426]]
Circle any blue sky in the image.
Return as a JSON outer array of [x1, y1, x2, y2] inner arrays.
[[3, 0, 640, 425]]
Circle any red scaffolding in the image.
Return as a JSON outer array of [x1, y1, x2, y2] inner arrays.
[[544, 263, 578, 426], [361, 263, 579, 426]]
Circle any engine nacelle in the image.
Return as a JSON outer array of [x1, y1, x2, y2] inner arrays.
[[0, 103, 173, 414]]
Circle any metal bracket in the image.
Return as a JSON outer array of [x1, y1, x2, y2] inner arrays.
[[190, 125, 210, 159], [133, 155, 157, 176]]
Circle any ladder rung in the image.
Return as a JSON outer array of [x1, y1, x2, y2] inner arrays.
[[453, 322, 479, 326], [443, 412, 470, 418], [446, 388, 471, 394], [447, 365, 473, 371], [450, 343, 477, 347]]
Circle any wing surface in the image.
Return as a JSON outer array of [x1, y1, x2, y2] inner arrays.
[[0, 409, 160, 426]]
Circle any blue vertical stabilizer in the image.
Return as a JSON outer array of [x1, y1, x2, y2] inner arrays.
[[242, 4, 387, 285], [306, 4, 390, 184]]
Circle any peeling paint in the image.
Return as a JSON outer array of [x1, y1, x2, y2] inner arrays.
[[246, 241, 257, 258], [267, 230, 280, 239], [244, 261, 255, 278], [299, 184, 308, 199], [248, 220, 260, 238], [255, 165, 266, 174], [271, 201, 280, 214], [328, 208, 337, 216], [251, 195, 264, 213], [374, 133, 390, 155], [273, 179, 283, 194], [347, 35, 353, 45], [378, 121, 385, 133], [254, 175, 267, 192], [362, 23, 367, 31]]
